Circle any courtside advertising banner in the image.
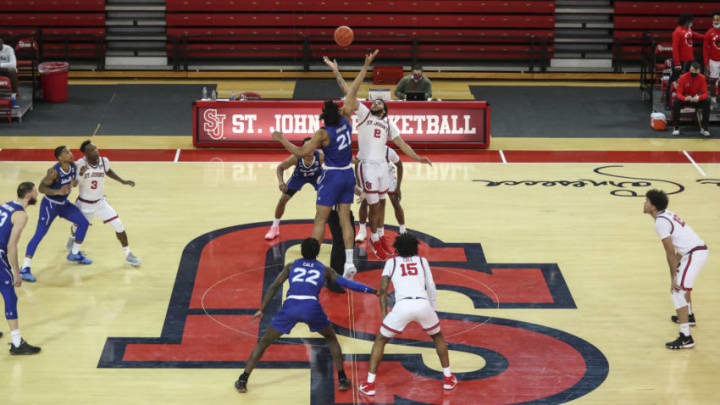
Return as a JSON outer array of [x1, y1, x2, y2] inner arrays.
[[193, 100, 490, 148]]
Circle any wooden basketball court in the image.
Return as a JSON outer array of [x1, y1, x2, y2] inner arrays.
[[1, 78, 719, 404]]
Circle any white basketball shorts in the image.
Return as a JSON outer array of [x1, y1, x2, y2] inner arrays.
[[76, 197, 122, 230], [380, 298, 441, 338], [358, 160, 389, 205], [677, 246, 708, 290]]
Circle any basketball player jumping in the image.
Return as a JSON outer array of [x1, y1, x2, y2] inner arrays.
[[67, 140, 141, 267], [1, 182, 42, 354], [264, 138, 324, 240], [355, 145, 406, 242], [323, 56, 431, 260], [358, 232, 457, 395], [273, 50, 380, 280], [234, 238, 379, 393], [644, 189, 709, 349], [20, 146, 92, 282]]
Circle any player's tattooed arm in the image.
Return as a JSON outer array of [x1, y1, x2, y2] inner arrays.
[[392, 136, 432, 166], [276, 156, 297, 193], [254, 263, 292, 319], [107, 169, 135, 187], [38, 168, 68, 196], [378, 276, 390, 317], [323, 56, 350, 96]]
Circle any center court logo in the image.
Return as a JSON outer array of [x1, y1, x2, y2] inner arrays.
[[98, 221, 608, 404]]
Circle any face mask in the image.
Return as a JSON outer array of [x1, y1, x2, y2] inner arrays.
[[714, 24, 720, 29], [691, 72, 698, 78], [412, 73, 422, 81]]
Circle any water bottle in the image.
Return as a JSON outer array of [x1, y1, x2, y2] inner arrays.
[[201, 86, 208, 100], [211, 89, 217, 100]]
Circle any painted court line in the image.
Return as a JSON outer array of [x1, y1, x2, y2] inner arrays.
[[499, 149, 507, 164], [173, 149, 181, 163], [682, 150, 706, 176]]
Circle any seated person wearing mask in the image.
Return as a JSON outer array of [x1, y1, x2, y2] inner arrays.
[[394, 65, 432, 100], [671, 61, 711, 137]]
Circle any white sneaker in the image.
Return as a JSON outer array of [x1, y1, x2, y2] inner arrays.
[[700, 128, 711, 137], [672, 127, 680, 136], [264, 225, 280, 240], [125, 252, 142, 267], [343, 263, 357, 280], [355, 228, 367, 243]]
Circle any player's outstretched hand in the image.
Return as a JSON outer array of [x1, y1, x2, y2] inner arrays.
[[322, 56, 339, 72], [364, 49, 379, 66], [419, 156, 433, 166], [124, 180, 136, 187], [271, 130, 284, 141], [279, 183, 288, 193], [252, 310, 263, 320]]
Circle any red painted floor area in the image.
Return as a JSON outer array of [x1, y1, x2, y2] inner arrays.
[[1, 148, 719, 163]]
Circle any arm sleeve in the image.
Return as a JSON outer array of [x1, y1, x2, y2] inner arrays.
[[421, 258, 438, 310], [336, 276, 376, 293], [654, 218, 673, 240], [704, 30, 711, 65], [673, 28, 681, 66], [699, 76, 708, 100], [676, 75, 687, 101], [693, 31, 705, 41]]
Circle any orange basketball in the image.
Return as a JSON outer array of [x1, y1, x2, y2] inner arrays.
[[334, 25, 354, 47]]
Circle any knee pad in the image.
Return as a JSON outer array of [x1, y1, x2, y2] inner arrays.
[[671, 289, 688, 310], [109, 218, 125, 233]]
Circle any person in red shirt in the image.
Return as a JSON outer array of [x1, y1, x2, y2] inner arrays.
[[667, 14, 704, 109], [671, 62, 711, 137], [703, 11, 720, 102]]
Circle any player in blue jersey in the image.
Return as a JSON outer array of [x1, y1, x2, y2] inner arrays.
[[234, 238, 379, 393], [264, 137, 325, 240], [1, 182, 42, 354], [20, 146, 92, 282], [273, 50, 379, 280]]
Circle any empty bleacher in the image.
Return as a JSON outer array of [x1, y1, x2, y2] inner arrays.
[[166, 0, 555, 71]]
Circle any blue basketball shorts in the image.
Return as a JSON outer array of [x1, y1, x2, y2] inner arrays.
[[285, 174, 319, 197], [270, 298, 330, 334], [316, 168, 355, 207]]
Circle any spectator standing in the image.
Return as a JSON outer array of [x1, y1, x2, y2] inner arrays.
[[703, 11, 720, 104], [667, 14, 704, 108]]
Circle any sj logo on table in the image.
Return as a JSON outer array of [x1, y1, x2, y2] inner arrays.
[[98, 221, 608, 404]]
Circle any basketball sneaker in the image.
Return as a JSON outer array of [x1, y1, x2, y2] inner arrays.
[[379, 236, 395, 257], [666, 332, 694, 349], [672, 127, 680, 136], [67, 252, 92, 264], [234, 376, 248, 393], [443, 374, 458, 390], [369, 239, 389, 260], [355, 227, 367, 243], [125, 252, 142, 267], [9, 339, 41, 355], [338, 374, 351, 391], [358, 380, 376, 396], [700, 128, 711, 137], [19, 266, 36, 282], [671, 313, 696, 326], [343, 262, 357, 280], [264, 225, 280, 240]]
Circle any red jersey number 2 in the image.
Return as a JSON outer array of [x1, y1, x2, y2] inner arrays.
[[673, 214, 686, 227]]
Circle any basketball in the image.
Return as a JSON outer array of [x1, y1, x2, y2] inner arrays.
[[334, 25, 354, 47]]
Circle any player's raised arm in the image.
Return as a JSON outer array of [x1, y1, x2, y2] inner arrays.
[[391, 136, 432, 166], [273, 129, 327, 157], [325, 266, 377, 293], [38, 168, 67, 196], [254, 263, 292, 319], [340, 49, 379, 118], [8, 210, 28, 287], [323, 56, 350, 96]]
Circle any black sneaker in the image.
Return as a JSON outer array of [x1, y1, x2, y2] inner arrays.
[[9, 339, 41, 355], [338, 374, 351, 391], [665, 333, 694, 350], [234, 376, 248, 393], [671, 313, 696, 326]]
